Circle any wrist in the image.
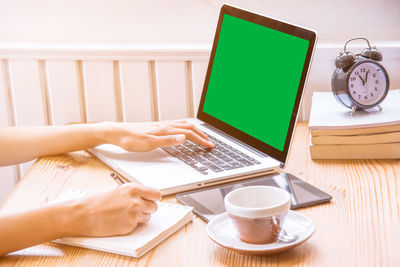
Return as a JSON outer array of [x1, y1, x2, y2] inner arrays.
[[93, 121, 123, 146], [50, 202, 81, 238], [78, 122, 120, 147]]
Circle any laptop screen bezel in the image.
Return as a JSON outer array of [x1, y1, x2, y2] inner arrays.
[[197, 4, 317, 164]]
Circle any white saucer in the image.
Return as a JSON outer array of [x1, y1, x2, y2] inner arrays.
[[206, 210, 315, 255]]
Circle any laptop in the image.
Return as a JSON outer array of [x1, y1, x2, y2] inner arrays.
[[89, 5, 317, 195]]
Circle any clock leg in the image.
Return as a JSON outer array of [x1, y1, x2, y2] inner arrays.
[[378, 104, 383, 111], [351, 106, 357, 116]]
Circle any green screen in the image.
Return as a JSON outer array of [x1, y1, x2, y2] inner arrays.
[[203, 14, 309, 151]]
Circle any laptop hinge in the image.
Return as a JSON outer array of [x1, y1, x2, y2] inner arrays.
[[201, 123, 269, 158]]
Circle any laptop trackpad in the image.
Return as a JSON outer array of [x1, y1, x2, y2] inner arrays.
[[94, 144, 178, 168], [93, 145, 201, 189]]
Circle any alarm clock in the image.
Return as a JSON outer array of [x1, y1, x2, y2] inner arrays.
[[331, 37, 390, 115]]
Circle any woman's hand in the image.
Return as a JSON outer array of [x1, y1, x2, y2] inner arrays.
[[0, 119, 214, 166], [100, 119, 214, 152], [63, 183, 162, 237], [0, 183, 161, 255]]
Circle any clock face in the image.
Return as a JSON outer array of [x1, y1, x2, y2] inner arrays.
[[348, 61, 388, 106]]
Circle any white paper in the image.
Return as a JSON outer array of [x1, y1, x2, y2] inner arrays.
[[309, 89, 400, 129]]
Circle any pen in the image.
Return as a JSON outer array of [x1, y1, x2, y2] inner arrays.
[[110, 172, 126, 185]]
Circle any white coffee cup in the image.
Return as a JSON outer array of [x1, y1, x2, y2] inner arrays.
[[224, 186, 291, 244]]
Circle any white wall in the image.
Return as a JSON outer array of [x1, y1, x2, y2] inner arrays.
[[0, 0, 399, 45]]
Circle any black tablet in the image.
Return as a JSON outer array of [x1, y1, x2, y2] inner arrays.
[[176, 173, 332, 222]]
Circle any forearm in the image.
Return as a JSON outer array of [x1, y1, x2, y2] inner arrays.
[[0, 123, 113, 166], [0, 204, 74, 256]]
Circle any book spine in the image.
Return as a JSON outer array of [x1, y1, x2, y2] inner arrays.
[[311, 131, 400, 145], [311, 124, 400, 137], [310, 143, 400, 159]]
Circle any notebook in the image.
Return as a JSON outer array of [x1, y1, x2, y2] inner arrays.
[[52, 189, 193, 258], [89, 4, 317, 195]]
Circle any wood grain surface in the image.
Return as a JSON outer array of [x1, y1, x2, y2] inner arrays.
[[0, 122, 399, 267]]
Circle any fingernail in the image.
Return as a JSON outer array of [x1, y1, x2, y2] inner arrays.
[[175, 134, 185, 143]]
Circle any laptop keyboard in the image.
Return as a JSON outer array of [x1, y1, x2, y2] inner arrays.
[[161, 133, 261, 175]]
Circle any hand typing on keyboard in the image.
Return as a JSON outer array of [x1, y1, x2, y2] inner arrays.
[[99, 119, 214, 152], [162, 133, 260, 175]]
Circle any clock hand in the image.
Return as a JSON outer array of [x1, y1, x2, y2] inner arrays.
[[365, 70, 369, 85], [357, 73, 366, 85]]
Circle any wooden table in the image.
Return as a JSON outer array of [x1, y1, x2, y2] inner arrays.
[[0, 122, 399, 266]]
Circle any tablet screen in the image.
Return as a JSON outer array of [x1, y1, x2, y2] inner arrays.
[[176, 173, 331, 222]]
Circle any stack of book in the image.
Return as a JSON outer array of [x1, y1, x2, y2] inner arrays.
[[308, 89, 400, 159]]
